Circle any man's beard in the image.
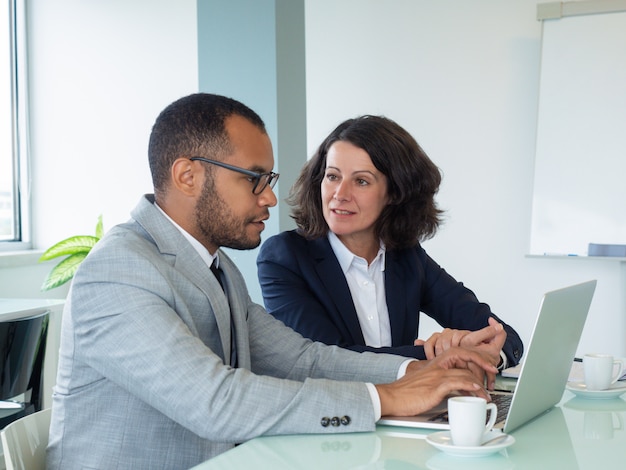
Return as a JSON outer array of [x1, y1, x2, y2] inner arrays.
[[195, 178, 262, 251]]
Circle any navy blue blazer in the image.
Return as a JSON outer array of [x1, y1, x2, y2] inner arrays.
[[257, 230, 523, 364]]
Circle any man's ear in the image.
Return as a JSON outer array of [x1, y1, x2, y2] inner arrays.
[[171, 157, 203, 197]]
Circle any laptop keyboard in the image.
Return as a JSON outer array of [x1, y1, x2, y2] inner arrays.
[[428, 393, 512, 424], [491, 393, 512, 423], [428, 410, 450, 424]]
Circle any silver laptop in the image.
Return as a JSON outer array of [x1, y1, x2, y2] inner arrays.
[[378, 280, 597, 434]]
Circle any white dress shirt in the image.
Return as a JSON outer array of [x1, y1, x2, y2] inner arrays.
[[328, 232, 392, 347]]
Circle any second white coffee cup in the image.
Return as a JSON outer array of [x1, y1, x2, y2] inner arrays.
[[583, 353, 624, 391], [448, 396, 497, 447]]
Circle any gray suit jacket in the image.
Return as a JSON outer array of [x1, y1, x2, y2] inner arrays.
[[47, 195, 406, 470]]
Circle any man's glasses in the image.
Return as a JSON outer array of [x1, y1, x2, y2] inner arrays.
[[190, 157, 279, 195]]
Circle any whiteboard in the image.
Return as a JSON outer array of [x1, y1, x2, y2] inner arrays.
[[529, 10, 626, 255]]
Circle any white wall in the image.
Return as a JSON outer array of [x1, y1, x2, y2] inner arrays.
[[304, 0, 626, 357], [27, 0, 199, 250], [0, 0, 198, 299]]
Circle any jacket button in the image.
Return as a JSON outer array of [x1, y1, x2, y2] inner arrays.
[[340, 416, 351, 426], [330, 416, 340, 427], [321, 417, 330, 427]]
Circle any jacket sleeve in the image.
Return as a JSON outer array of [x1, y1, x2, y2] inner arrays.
[[415, 246, 524, 366]]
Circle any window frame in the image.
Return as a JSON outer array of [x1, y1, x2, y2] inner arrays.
[[1, 0, 31, 252]]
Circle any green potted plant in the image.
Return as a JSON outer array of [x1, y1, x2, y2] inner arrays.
[[39, 215, 103, 291]]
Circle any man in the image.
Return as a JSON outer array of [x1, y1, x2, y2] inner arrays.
[[47, 93, 500, 469]]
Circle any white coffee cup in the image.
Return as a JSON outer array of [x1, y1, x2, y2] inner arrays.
[[583, 353, 624, 391], [448, 396, 497, 447]]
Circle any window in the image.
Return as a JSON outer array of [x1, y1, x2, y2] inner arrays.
[[0, 0, 29, 250]]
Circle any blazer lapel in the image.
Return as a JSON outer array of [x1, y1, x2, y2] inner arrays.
[[385, 250, 416, 346], [132, 195, 233, 364], [216, 253, 251, 369], [183, 257, 233, 365], [309, 238, 366, 345]]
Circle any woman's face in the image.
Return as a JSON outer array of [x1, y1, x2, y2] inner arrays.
[[321, 141, 389, 249]]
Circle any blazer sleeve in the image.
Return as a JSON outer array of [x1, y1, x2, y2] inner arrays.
[[257, 232, 428, 360], [413, 247, 524, 366]]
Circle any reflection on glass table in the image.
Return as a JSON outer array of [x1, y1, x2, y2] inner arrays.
[[193, 391, 626, 470]]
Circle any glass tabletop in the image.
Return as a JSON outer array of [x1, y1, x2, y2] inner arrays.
[[194, 390, 626, 470]]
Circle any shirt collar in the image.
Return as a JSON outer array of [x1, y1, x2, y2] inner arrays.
[[154, 202, 218, 269], [327, 231, 386, 273]]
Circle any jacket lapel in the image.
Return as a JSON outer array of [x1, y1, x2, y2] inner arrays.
[[132, 195, 233, 364], [385, 249, 420, 346], [216, 253, 251, 369], [309, 237, 366, 345], [183, 256, 233, 365]]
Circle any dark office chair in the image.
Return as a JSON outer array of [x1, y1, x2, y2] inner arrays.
[[0, 311, 49, 429]]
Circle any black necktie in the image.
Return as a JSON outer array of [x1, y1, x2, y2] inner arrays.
[[210, 259, 237, 367], [210, 259, 224, 291]]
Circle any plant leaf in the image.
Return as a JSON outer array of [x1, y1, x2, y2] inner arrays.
[[95, 214, 104, 239], [40, 252, 89, 291], [39, 235, 99, 261]]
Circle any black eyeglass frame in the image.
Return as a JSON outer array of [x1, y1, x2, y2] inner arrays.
[[189, 157, 279, 195]]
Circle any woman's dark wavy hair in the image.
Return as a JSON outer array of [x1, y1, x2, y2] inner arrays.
[[289, 115, 444, 250]]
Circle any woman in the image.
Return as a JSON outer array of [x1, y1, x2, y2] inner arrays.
[[257, 115, 523, 367]]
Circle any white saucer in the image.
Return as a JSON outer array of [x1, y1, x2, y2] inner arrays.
[[566, 381, 626, 399], [425, 430, 515, 458]]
